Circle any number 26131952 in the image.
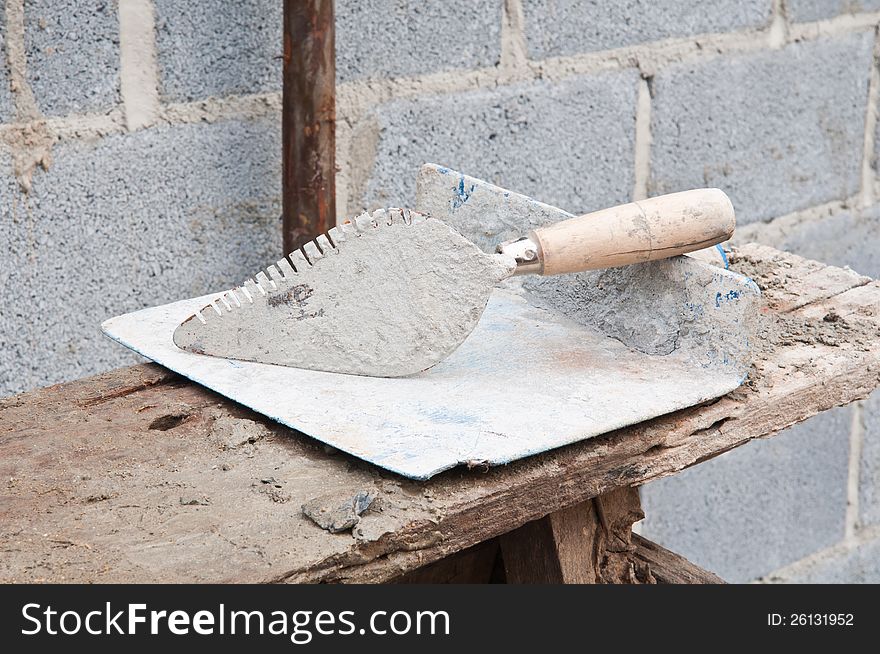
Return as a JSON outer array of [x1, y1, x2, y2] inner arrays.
[[768, 613, 853, 627]]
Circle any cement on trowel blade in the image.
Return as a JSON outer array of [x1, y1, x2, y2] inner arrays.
[[173, 208, 516, 377]]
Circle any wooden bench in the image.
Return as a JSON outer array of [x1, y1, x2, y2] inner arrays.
[[2, 243, 878, 583]]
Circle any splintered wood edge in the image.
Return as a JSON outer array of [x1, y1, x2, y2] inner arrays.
[[631, 534, 726, 584], [2, 243, 879, 583]]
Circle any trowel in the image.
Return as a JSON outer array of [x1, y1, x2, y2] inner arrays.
[[104, 166, 758, 478], [173, 174, 735, 377]]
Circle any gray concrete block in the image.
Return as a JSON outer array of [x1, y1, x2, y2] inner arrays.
[[0, 148, 33, 396], [154, 0, 282, 102], [0, 118, 282, 398], [24, 0, 120, 116], [766, 534, 880, 583], [860, 391, 880, 527], [521, 0, 772, 59], [155, 1, 502, 101], [650, 33, 873, 225], [0, 6, 14, 122], [362, 70, 639, 217], [640, 406, 852, 582], [0, 149, 26, 397], [759, 205, 880, 278], [336, 0, 502, 83], [787, 0, 880, 23]]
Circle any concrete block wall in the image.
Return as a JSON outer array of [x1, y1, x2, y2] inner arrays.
[[1, 0, 880, 581], [24, 0, 121, 116]]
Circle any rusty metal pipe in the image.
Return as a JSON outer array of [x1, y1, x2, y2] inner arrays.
[[282, 0, 336, 254]]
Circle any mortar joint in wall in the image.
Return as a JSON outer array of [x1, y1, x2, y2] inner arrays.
[[2, 0, 54, 191], [861, 25, 880, 208], [845, 400, 866, 543], [118, 0, 162, 131], [759, 523, 880, 583], [733, 197, 856, 246], [632, 77, 652, 202], [500, 0, 529, 79], [768, 0, 790, 49]]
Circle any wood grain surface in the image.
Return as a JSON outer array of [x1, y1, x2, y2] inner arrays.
[[1, 244, 878, 583]]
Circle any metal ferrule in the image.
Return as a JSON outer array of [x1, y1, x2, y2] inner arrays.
[[496, 235, 543, 276]]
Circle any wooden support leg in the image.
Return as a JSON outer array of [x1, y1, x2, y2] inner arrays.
[[499, 487, 654, 584], [390, 486, 724, 584]]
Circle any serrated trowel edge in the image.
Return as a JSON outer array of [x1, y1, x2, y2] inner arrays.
[[177, 207, 428, 333]]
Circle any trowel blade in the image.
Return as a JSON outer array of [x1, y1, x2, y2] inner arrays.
[[173, 208, 516, 377]]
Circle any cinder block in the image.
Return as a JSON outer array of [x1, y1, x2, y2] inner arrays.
[[361, 70, 639, 216], [336, 0, 501, 83], [0, 149, 32, 396], [640, 406, 852, 582], [860, 391, 880, 527], [758, 205, 880, 278], [650, 33, 873, 225], [521, 0, 772, 58], [787, 0, 880, 23], [154, 1, 502, 102], [24, 0, 120, 116], [0, 7, 14, 122], [0, 119, 282, 397], [766, 534, 880, 583], [154, 0, 281, 102]]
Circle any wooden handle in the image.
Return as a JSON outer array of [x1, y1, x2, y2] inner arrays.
[[531, 189, 735, 276]]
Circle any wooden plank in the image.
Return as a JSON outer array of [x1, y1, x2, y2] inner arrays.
[[499, 501, 601, 584], [2, 244, 880, 583], [729, 243, 870, 312], [500, 487, 650, 584], [631, 534, 725, 584]]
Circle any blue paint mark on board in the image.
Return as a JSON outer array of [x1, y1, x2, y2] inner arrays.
[[715, 289, 741, 307], [684, 301, 705, 319], [450, 175, 475, 210]]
